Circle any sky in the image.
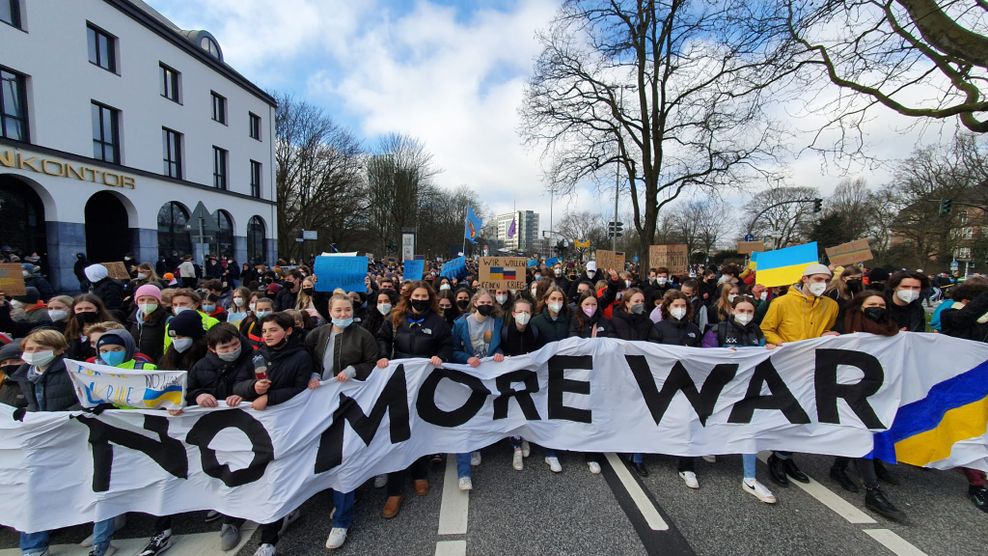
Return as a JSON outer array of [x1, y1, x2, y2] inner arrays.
[[152, 0, 954, 240]]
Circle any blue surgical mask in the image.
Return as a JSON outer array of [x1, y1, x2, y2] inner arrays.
[[202, 304, 216, 313], [100, 350, 126, 367], [332, 317, 354, 329]]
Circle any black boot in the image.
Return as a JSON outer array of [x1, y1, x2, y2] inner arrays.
[[767, 454, 789, 487], [783, 458, 810, 483], [632, 462, 649, 477], [830, 465, 859, 493], [874, 461, 899, 486], [865, 487, 907, 523], [969, 486, 988, 513]]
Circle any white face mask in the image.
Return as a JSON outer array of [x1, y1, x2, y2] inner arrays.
[[47, 309, 69, 322], [439, 284, 451, 291], [233, 297, 245, 307], [495, 294, 508, 305], [548, 302, 563, 314], [514, 312, 531, 325], [377, 303, 392, 315], [728, 294, 738, 303], [22, 350, 55, 368], [139, 302, 158, 315], [173, 306, 193, 315], [172, 337, 194, 353], [625, 280, 632, 288], [137, 272, 148, 280], [734, 313, 753, 326], [249, 302, 257, 312], [807, 282, 827, 297], [670, 307, 687, 321], [896, 289, 919, 304], [759, 292, 768, 301], [657, 277, 668, 286]]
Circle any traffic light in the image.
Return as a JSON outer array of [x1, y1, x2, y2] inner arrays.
[[939, 199, 953, 216], [607, 221, 624, 238], [812, 198, 823, 213]]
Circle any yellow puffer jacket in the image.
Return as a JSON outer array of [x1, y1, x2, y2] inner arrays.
[[760, 286, 838, 345]]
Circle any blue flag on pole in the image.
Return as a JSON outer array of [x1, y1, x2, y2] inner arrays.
[[313, 256, 368, 293], [464, 207, 482, 244], [441, 256, 467, 279], [403, 259, 425, 281]]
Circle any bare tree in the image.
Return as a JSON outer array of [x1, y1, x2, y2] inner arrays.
[[785, 0, 988, 135], [365, 134, 438, 256], [521, 0, 791, 268], [744, 186, 819, 249], [666, 199, 732, 258], [557, 211, 609, 258]]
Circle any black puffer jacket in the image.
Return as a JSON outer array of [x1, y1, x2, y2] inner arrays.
[[941, 291, 988, 343], [127, 306, 169, 363], [652, 318, 702, 347], [708, 319, 764, 347], [92, 277, 126, 319], [187, 343, 255, 404], [233, 336, 312, 406], [530, 310, 571, 348], [10, 356, 81, 412], [501, 319, 540, 356], [376, 311, 453, 360], [611, 308, 656, 341], [570, 313, 614, 339], [886, 296, 926, 332]]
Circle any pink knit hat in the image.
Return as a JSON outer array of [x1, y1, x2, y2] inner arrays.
[[134, 284, 162, 301]]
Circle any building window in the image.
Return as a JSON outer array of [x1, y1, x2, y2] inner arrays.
[[200, 36, 221, 60], [86, 24, 117, 72], [249, 112, 261, 140], [213, 146, 228, 189], [91, 101, 119, 164], [1, 0, 21, 28], [0, 66, 28, 142], [247, 216, 267, 264], [162, 127, 182, 179], [250, 160, 262, 198], [160, 63, 180, 103], [211, 91, 227, 124], [157, 201, 192, 257]]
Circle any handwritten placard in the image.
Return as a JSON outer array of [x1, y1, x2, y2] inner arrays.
[[825, 239, 873, 266], [649, 244, 689, 274], [0, 263, 26, 296], [479, 257, 528, 290], [595, 250, 626, 272]]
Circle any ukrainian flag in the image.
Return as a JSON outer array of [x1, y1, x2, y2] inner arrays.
[[750, 242, 818, 287], [143, 384, 185, 408], [873, 360, 988, 467]]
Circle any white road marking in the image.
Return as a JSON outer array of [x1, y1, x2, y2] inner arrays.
[[757, 452, 876, 524], [435, 539, 467, 556], [604, 452, 669, 531], [0, 523, 258, 556], [863, 529, 928, 556], [437, 454, 470, 536]]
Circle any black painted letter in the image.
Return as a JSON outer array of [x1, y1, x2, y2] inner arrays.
[[76, 414, 188, 492], [814, 348, 885, 428], [186, 409, 274, 487], [493, 369, 541, 420], [547, 355, 592, 423], [727, 360, 811, 424], [626, 355, 737, 426], [416, 367, 490, 427]]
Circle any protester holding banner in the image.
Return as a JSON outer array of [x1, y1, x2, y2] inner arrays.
[[529, 286, 573, 473], [500, 298, 538, 470], [611, 287, 656, 345], [885, 271, 928, 332], [759, 263, 839, 487], [95, 329, 156, 372], [376, 281, 452, 518]]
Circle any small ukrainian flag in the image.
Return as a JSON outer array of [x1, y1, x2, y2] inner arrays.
[[143, 385, 184, 408]]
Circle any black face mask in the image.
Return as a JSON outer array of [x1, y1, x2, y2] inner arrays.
[[75, 311, 98, 324], [864, 307, 886, 322], [456, 299, 470, 310], [410, 299, 431, 313], [847, 280, 863, 294], [477, 305, 494, 317], [1, 364, 20, 378], [302, 287, 314, 296]]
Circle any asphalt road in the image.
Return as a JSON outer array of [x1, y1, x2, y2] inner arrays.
[[3, 444, 985, 556]]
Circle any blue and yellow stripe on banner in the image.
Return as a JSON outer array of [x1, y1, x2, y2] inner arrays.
[[872, 360, 988, 466], [750, 242, 818, 287], [143, 384, 184, 408]]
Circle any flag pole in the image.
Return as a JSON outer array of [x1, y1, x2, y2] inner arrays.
[[462, 206, 468, 258]]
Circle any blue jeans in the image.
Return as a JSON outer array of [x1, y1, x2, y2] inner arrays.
[[21, 517, 115, 555], [631, 453, 643, 464], [332, 490, 355, 529], [456, 453, 472, 479], [742, 453, 757, 480]]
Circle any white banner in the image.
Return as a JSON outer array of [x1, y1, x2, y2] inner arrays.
[[65, 360, 187, 410], [2, 333, 987, 533]]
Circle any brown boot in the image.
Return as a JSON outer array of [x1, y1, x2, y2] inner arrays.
[[382, 495, 403, 519], [414, 479, 429, 496]]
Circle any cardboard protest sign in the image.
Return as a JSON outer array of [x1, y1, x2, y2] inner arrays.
[[649, 244, 689, 274], [479, 257, 527, 290], [595, 250, 625, 272], [0, 263, 26, 296], [738, 241, 766, 255], [313, 256, 368, 293], [100, 261, 131, 281], [825, 239, 874, 267]]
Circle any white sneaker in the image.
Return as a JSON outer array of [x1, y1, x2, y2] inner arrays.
[[512, 448, 524, 470], [325, 528, 348, 550], [373, 474, 388, 488], [679, 471, 700, 489], [545, 456, 562, 473], [521, 440, 531, 458], [470, 451, 481, 466], [253, 543, 277, 556], [588, 461, 602, 474], [458, 477, 473, 491], [702, 455, 717, 463], [743, 479, 777, 504]]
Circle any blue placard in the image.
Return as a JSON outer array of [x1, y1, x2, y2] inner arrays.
[[545, 257, 559, 267], [527, 259, 538, 267], [440, 256, 467, 279], [313, 256, 368, 293], [403, 259, 425, 281]]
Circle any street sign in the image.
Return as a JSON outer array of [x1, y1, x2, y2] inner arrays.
[[189, 202, 219, 234], [302, 230, 318, 241], [743, 233, 756, 242], [951, 259, 959, 272]]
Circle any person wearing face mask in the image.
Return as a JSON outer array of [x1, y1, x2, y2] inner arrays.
[[700, 296, 777, 504], [884, 271, 928, 332], [225, 287, 252, 327], [450, 289, 506, 491], [500, 298, 539, 470], [159, 309, 209, 372], [759, 263, 839, 487], [294, 275, 318, 316], [6, 287, 50, 327], [529, 286, 573, 473], [96, 329, 157, 373], [304, 294, 379, 550], [568, 292, 617, 475], [63, 294, 115, 361], [363, 289, 399, 335], [163, 289, 220, 353], [824, 266, 863, 306], [275, 270, 304, 311], [493, 288, 513, 312], [0, 341, 28, 408], [240, 297, 275, 351], [201, 293, 227, 323], [375, 281, 453, 518], [642, 267, 675, 308], [453, 287, 472, 314], [611, 288, 657, 343], [44, 295, 74, 333], [552, 265, 571, 294], [9, 329, 119, 556], [826, 291, 907, 521], [706, 283, 740, 331]]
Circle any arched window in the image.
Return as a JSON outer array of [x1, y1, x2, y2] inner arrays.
[[200, 36, 221, 60], [213, 210, 233, 258], [247, 216, 266, 264], [157, 201, 191, 257], [0, 176, 47, 259]]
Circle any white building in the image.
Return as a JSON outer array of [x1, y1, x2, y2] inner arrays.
[[493, 210, 540, 253], [0, 0, 277, 291]]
